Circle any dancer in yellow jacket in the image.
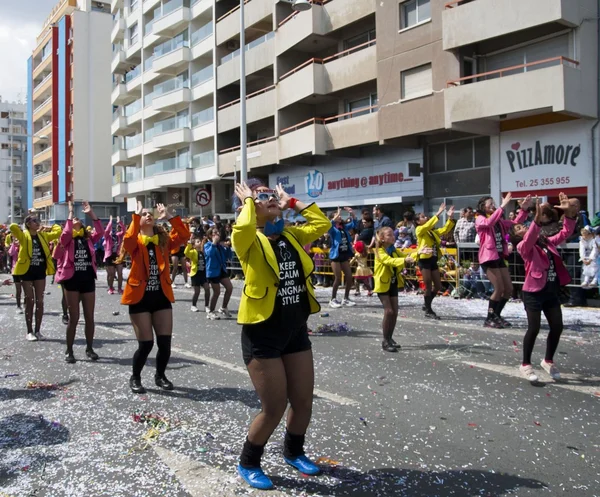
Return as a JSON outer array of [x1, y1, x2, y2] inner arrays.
[[10, 215, 61, 341], [374, 227, 414, 352], [184, 234, 210, 312], [415, 203, 455, 319], [232, 180, 329, 491]]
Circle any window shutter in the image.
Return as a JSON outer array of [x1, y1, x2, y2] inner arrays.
[[402, 64, 432, 99]]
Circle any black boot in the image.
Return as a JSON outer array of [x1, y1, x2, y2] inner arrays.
[[129, 375, 146, 394], [155, 374, 174, 390], [65, 350, 76, 364], [86, 348, 99, 361], [381, 340, 398, 352]]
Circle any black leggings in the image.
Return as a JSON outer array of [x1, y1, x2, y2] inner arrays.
[[523, 307, 563, 365]]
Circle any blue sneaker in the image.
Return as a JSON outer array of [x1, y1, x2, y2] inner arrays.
[[237, 464, 274, 490], [284, 455, 321, 476]]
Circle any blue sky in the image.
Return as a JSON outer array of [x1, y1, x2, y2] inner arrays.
[[0, 0, 59, 104]]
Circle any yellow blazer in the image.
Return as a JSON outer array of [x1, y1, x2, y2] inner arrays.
[[4, 233, 12, 247], [415, 215, 456, 259], [232, 198, 330, 325], [374, 247, 407, 293], [184, 244, 200, 277], [9, 223, 62, 276]]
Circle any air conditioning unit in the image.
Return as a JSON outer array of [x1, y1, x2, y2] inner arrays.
[[68, 140, 72, 146], [226, 39, 240, 51], [67, 38, 72, 45], [68, 166, 73, 172], [67, 191, 73, 196]]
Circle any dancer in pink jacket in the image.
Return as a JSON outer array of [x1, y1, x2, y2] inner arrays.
[[55, 201, 105, 364], [510, 194, 578, 382], [103, 215, 125, 294], [475, 193, 531, 328]]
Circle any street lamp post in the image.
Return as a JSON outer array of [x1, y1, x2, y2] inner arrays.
[[238, 0, 311, 184]]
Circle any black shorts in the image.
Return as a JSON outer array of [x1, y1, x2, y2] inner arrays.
[[12, 274, 22, 283], [330, 252, 352, 263], [378, 282, 399, 298], [128, 290, 172, 315], [173, 247, 185, 258], [61, 278, 96, 294], [208, 270, 228, 284], [481, 257, 507, 271], [241, 320, 312, 366], [105, 254, 120, 266], [522, 289, 561, 312], [191, 272, 207, 287], [418, 257, 438, 270], [21, 267, 47, 282]]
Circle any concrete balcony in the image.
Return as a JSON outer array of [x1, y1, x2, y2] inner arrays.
[[191, 0, 211, 19], [191, 107, 215, 140], [278, 41, 376, 109], [216, 0, 272, 46], [217, 34, 274, 89], [125, 40, 142, 61], [126, 144, 143, 160], [219, 137, 277, 174], [153, 3, 191, 37], [126, 108, 143, 127], [33, 122, 52, 145], [443, 57, 595, 129], [111, 149, 131, 167], [33, 195, 53, 209], [442, 0, 580, 51], [143, 0, 160, 14], [111, 115, 131, 136], [152, 86, 192, 113], [152, 127, 192, 149], [218, 85, 275, 133], [111, 83, 133, 105], [191, 69, 214, 100], [324, 109, 379, 151], [32, 171, 52, 187], [111, 48, 127, 74], [152, 167, 194, 187], [112, 181, 129, 198], [33, 53, 52, 81], [111, 16, 125, 43], [279, 120, 327, 160], [32, 74, 52, 102], [32, 97, 52, 124], [126, 73, 142, 94], [153, 46, 192, 74], [191, 31, 213, 59], [111, 0, 122, 15], [32, 147, 52, 166]]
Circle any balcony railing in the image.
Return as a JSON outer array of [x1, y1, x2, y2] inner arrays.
[[112, 140, 122, 153], [221, 32, 274, 65], [125, 134, 143, 149], [125, 65, 141, 83], [33, 171, 52, 181], [146, 154, 190, 176], [34, 73, 52, 93], [279, 0, 331, 27], [191, 22, 213, 46], [161, 0, 189, 18], [144, 91, 154, 107], [220, 136, 276, 154], [191, 107, 214, 127], [279, 105, 379, 134], [279, 39, 376, 81], [154, 75, 190, 97], [145, 19, 154, 36], [218, 84, 275, 110], [144, 127, 155, 142], [145, 54, 155, 70], [153, 112, 189, 135], [33, 96, 52, 114], [446, 56, 579, 87], [191, 65, 213, 87], [444, 0, 476, 8], [192, 150, 214, 168], [33, 147, 52, 159], [154, 34, 190, 58], [124, 99, 143, 117]]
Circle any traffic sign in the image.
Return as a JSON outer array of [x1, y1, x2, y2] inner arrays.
[[195, 188, 211, 207]]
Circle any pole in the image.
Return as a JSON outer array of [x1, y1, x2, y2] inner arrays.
[[239, 0, 248, 183], [9, 111, 14, 224]]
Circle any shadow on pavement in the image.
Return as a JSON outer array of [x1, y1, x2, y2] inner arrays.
[[148, 385, 261, 409], [0, 413, 70, 450], [270, 466, 546, 496]]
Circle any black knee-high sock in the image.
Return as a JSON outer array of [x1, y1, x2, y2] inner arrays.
[[132, 340, 154, 377], [424, 294, 434, 311], [283, 429, 305, 459], [155, 335, 172, 377], [240, 437, 265, 468], [487, 300, 498, 318], [497, 298, 509, 317]]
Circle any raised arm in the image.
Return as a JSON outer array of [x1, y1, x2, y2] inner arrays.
[[435, 206, 456, 236], [9, 223, 25, 244], [376, 248, 409, 269], [46, 224, 62, 242], [548, 193, 578, 247], [231, 183, 258, 260], [123, 201, 143, 256]]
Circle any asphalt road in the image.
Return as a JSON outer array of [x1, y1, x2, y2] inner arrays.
[[0, 273, 599, 497]]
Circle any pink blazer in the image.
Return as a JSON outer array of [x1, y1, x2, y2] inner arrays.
[[103, 219, 125, 260], [8, 242, 19, 271], [476, 208, 528, 264], [517, 217, 576, 293], [55, 218, 105, 283]]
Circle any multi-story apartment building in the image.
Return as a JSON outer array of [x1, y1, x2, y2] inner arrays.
[[112, 0, 599, 219], [27, 0, 120, 223], [0, 101, 28, 224]]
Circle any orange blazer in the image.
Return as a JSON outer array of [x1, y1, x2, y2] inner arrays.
[[120, 214, 190, 306]]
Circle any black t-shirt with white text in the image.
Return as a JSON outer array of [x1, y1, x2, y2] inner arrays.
[[145, 243, 161, 293], [27, 235, 47, 279], [494, 223, 504, 254], [338, 227, 351, 255], [270, 236, 310, 324], [197, 251, 206, 274], [543, 247, 558, 291], [72, 237, 95, 282]]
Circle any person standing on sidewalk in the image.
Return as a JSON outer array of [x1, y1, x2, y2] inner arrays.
[[120, 202, 189, 394], [328, 207, 357, 308], [10, 215, 61, 341], [415, 203, 456, 320], [55, 201, 104, 363], [232, 181, 330, 490], [104, 215, 126, 295], [510, 194, 577, 382]]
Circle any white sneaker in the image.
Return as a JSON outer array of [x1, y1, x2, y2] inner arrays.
[[540, 360, 561, 380], [205, 307, 210, 313], [329, 299, 342, 309], [191, 306, 199, 312], [26, 333, 38, 342], [16, 307, 24, 315], [519, 364, 538, 382], [342, 298, 356, 307], [35, 331, 46, 341], [184, 283, 192, 289], [219, 308, 232, 319], [171, 282, 177, 288], [207, 311, 220, 320]]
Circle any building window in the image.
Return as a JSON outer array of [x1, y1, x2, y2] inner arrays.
[[130, 0, 138, 12], [400, 0, 431, 30], [427, 137, 490, 174], [130, 23, 139, 46], [345, 94, 378, 118], [401, 63, 432, 100], [343, 29, 376, 51]]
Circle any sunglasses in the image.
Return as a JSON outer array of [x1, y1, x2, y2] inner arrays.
[[28, 218, 40, 224], [255, 190, 279, 202]]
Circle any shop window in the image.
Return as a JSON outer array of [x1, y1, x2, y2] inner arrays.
[[474, 136, 490, 167], [427, 137, 490, 174], [400, 0, 431, 30], [401, 63, 432, 100], [428, 144, 445, 174], [446, 140, 473, 172]]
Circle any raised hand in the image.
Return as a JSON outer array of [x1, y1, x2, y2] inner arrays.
[[135, 201, 143, 216], [109, 215, 113, 222], [68, 201, 74, 213], [405, 255, 415, 264], [447, 205, 455, 218], [156, 203, 168, 220], [276, 183, 291, 210], [344, 206, 355, 218], [519, 194, 532, 210], [501, 192, 512, 209], [117, 215, 121, 223], [436, 203, 446, 217], [533, 198, 543, 225], [234, 182, 253, 204], [82, 201, 92, 215]]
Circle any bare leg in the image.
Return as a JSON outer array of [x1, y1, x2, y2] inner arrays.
[[283, 349, 314, 437], [106, 265, 115, 291], [331, 262, 342, 301], [33, 279, 46, 334], [80, 291, 96, 350], [116, 264, 124, 291], [64, 290, 81, 353], [221, 278, 233, 309], [15, 281, 22, 309], [171, 256, 179, 285], [341, 261, 353, 300], [22, 281, 34, 335], [210, 283, 221, 312]]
